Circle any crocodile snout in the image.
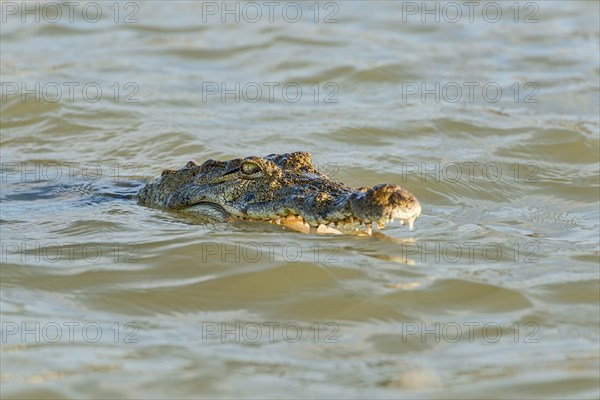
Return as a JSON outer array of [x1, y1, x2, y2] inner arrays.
[[350, 184, 421, 230]]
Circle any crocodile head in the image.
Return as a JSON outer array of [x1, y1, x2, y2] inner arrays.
[[138, 152, 421, 235]]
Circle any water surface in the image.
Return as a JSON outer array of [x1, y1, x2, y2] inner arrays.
[[1, 1, 599, 398]]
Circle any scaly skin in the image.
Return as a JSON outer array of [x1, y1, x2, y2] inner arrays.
[[138, 152, 421, 235]]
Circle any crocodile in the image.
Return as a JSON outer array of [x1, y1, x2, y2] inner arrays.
[[138, 152, 421, 235]]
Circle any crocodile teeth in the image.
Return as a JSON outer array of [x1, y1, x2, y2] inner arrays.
[[275, 217, 281, 225], [365, 222, 373, 236], [408, 217, 415, 231], [377, 221, 385, 229], [399, 219, 405, 225]]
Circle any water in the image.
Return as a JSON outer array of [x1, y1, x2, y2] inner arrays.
[[1, 1, 599, 398]]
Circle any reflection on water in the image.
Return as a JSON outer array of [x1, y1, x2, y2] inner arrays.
[[1, 1, 599, 399]]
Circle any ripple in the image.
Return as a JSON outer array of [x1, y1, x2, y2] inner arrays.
[[160, 41, 271, 60], [382, 279, 533, 313]]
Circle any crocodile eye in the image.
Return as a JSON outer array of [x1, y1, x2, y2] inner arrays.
[[241, 162, 260, 175]]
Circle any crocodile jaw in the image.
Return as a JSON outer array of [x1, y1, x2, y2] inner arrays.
[[184, 185, 422, 235]]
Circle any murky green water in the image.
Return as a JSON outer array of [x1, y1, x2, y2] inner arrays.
[[1, 1, 599, 398]]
